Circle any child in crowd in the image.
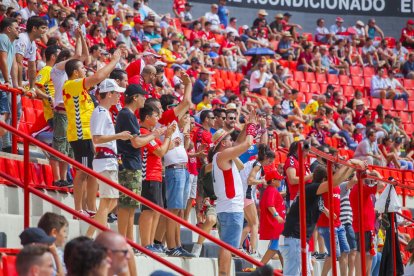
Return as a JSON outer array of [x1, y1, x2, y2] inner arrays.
[[259, 169, 285, 266]]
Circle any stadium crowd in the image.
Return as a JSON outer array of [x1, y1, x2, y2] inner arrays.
[[1, 0, 414, 275]]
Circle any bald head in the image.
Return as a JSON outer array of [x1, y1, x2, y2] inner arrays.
[[95, 231, 130, 275], [95, 231, 127, 248], [317, 95, 326, 104], [142, 65, 156, 75]]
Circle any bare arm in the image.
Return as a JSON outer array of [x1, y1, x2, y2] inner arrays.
[[92, 131, 132, 144], [0, 51, 10, 83], [286, 167, 313, 185], [247, 165, 266, 186], [130, 128, 165, 149], [217, 135, 253, 170], [172, 73, 192, 119], [84, 49, 121, 89]]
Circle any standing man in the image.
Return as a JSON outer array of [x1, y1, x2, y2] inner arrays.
[[212, 115, 257, 276], [62, 49, 121, 216], [115, 83, 165, 242], [217, 0, 229, 28], [85, 78, 132, 238], [0, 18, 19, 152]]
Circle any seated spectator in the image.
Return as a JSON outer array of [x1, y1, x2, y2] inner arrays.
[[315, 18, 333, 44], [196, 91, 213, 111], [353, 129, 385, 166], [16, 244, 55, 276], [353, 20, 366, 45], [192, 69, 214, 105], [297, 44, 318, 72], [391, 137, 414, 170], [393, 41, 409, 68], [204, 4, 220, 31], [365, 18, 384, 41], [277, 32, 295, 61], [249, 63, 273, 93], [269, 13, 284, 35], [361, 38, 381, 67], [338, 119, 358, 151], [330, 17, 346, 41], [308, 118, 327, 146], [400, 19, 414, 49], [304, 95, 326, 116], [403, 53, 414, 79], [386, 70, 409, 102], [353, 123, 366, 143], [370, 67, 392, 99], [377, 39, 397, 69]]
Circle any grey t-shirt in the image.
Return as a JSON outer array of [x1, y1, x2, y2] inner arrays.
[[0, 34, 14, 82]]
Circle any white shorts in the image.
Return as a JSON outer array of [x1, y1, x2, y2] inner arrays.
[[189, 174, 198, 199], [98, 170, 119, 199]]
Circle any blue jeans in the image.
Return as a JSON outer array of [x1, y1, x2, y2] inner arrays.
[[371, 251, 382, 276], [344, 223, 357, 250], [318, 226, 350, 257], [399, 160, 413, 170], [217, 212, 244, 248], [279, 236, 311, 276], [165, 167, 189, 209]]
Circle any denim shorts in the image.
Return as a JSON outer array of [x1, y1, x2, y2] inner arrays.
[[279, 236, 312, 276], [0, 91, 10, 114], [344, 223, 357, 251], [318, 226, 350, 257], [165, 167, 190, 209], [217, 212, 244, 248], [268, 239, 279, 251]]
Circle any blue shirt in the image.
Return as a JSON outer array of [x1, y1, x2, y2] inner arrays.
[[217, 5, 229, 27], [403, 61, 414, 77], [144, 32, 161, 52], [239, 144, 258, 163], [43, 14, 58, 28], [0, 34, 14, 82], [192, 79, 206, 104]]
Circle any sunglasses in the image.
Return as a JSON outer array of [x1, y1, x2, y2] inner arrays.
[[227, 117, 236, 120]]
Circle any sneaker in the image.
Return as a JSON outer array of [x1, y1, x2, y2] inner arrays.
[[107, 213, 117, 223], [316, 252, 328, 260], [249, 251, 261, 259], [191, 243, 202, 257], [52, 181, 62, 187], [178, 247, 195, 258], [59, 180, 73, 188], [153, 243, 166, 253], [73, 210, 90, 220], [85, 210, 96, 218], [166, 247, 195, 258]]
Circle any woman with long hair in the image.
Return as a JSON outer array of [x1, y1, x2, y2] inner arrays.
[[239, 144, 275, 257]]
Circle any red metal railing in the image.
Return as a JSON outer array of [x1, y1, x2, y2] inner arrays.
[[0, 117, 279, 274]]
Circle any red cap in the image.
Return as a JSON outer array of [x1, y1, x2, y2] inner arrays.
[[134, 16, 143, 24], [336, 17, 344, 22], [408, 19, 414, 25], [211, 98, 224, 105], [265, 170, 284, 182]]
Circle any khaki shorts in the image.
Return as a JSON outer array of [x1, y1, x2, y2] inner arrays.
[[51, 112, 72, 161], [118, 169, 142, 208], [98, 170, 119, 199], [205, 205, 217, 217]]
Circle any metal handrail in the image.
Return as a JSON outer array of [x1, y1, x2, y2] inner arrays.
[[0, 120, 276, 274]]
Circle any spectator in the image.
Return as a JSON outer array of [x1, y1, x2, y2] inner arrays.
[[277, 31, 294, 61], [204, 4, 220, 31], [386, 70, 409, 102], [253, 9, 268, 29], [330, 17, 346, 41], [16, 244, 54, 276], [20, 0, 38, 22], [225, 17, 238, 37], [400, 19, 414, 49], [370, 67, 392, 99], [269, 13, 284, 35], [212, 118, 255, 276], [361, 38, 380, 67], [217, 0, 229, 28], [297, 44, 318, 72], [338, 119, 358, 151], [259, 169, 285, 265], [315, 18, 332, 44], [196, 91, 213, 111], [365, 18, 384, 40], [393, 41, 409, 68], [85, 79, 132, 238], [284, 141, 313, 206], [117, 24, 138, 55], [192, 69, 214, 104], [115, 84, 164, 241], [179, 2, 194, 28], [280, 160, 363, 275], [353, 20, 366, 45], [43, 5, 59, 28], [354, 129, 385, 166], [403, 53, 414, 79]]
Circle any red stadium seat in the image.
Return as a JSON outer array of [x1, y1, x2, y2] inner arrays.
[[220, 70, 228, 80], [382, 99, 394, 110], [405, 124, 414, 134], [370, 98, 381, 108], [351, 76, 364, 87], [409, 101, 414, 112], [385, 37, 396, 48], [299, 82, 309, 93], [278, 59, 289, 68], [305, 72, 316, 83], [316, 73, 327, 84], [302, 32, 313, 41], [404, 79, 414, 89], [309, 83, 320, 93], [227, 71, 236, 82], [363, 67, 375, 77], [2, 255, 17, 276], [342, 86, 355, 97], [289, 61, 298, 71], [235, 73, 244, 82], [350, 66, 363, 76], [294, 71, 305, 82], [363, 76, 372, 88], [339, 75, 350, 86], [0, 158, 12, 185], [296, 92, 305, 104], [288, 80, 299, 90], [43, 164, 54, 187], [399, 111, 410, 123], [394, 100, 406, 111], [327, 74, 339, 85]]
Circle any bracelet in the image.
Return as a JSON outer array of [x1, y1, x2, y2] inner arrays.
[[273, 212, 279, 217]]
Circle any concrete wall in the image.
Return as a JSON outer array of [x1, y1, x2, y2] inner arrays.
[[149, 0, 407, 39]]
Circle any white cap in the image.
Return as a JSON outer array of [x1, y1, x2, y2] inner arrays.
[[122, 24, 132, 32], [355, 123, 366, 129], [211, 42, 220, 48], [154, 60, 167, 66], [142, 51, 161, 58], [98, 79, 126, 93]]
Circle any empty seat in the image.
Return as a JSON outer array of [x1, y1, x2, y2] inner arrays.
[[351, 76, 364, 87], [350, 66, 363, 76], [382, 99, 394, 110], [399, 111, 410, 123], [404, 79, 414, 89], [339, 75, 350, 86], [309, 83, 320, 93], [394, 100, 406, 111], [299, 82, 309, 93], [363, 67, 375, 77], [409, 101, 414, 112], [370, 98, 381, 108], [316, 73, 327, 84], [342, 86, 355, 97], [327, 74, 339, 85], [304, 72, 316, 83], [294, 71, 305, 82]]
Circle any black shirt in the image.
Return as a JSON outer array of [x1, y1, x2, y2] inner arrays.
[[115, 108, 142, 170], [282, 182, 324, 241]]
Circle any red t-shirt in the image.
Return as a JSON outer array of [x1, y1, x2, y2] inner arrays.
[[173, 0, 186, 14], [126, 59, 144, 78], [103, 37, 116, 51], [192, 126, 213, 169], [353, 109, 364, 125], [349, 184, 377, 232], [186, 68, 199, 79], [188, 147, 198, 175], [283, 156, 311, 201], [199, 30, 214, 41], [158, 109, 178, 126], [297, 52, 313, 66], [317, 186, 341, 228], [140, 127, 163, 182], [353, 133, 363, 143], [259, 186, 285, 240], [400, 27, 414, 43]]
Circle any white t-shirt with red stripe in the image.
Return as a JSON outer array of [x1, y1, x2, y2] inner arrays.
[[212, 153, 244, 213]]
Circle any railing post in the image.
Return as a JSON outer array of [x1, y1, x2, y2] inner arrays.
[[327, 161, 337, 276], [402, 171, 406, 207], [390, 213, 397, 276], [298, 142, 307, 276], [11, 92, 17, 154], [357, 171, 366, 276], [23, 138, 29, 228]]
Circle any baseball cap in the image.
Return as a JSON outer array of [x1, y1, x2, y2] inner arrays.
[[212, 98, 224, 105], [154, 60, 167, 66], [122, 24, 132, 32], [408, 19, 414, 25], [113, 17, 121, 22], [283, 12, 292, 17], [20, 227, 56, 246], [124, 84, 148, 97], [142, 51, 161, 58], [98, 79, 126, 93], [134, 16, 143, 25], [343, 119, 352, 125], [265, 170, 284, 182], [355, 123, 366, 129], [336, 17, 344, 22], [356, 20, 364, 27]]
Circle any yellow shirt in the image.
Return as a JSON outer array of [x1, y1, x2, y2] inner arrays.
[[158, 47, 176, 66], [196, 102, 212, 112], [62, 78, 94, 142], [35, 66, 55, 122], [304, 101, 319, 115]]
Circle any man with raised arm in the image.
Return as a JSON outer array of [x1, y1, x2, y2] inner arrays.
[[62, 49, 121, 217], [212, 112, 258, 276]]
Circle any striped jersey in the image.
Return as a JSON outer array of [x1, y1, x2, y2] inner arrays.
[[339, 182, 353, 226], [35, 65, 54, 122]]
